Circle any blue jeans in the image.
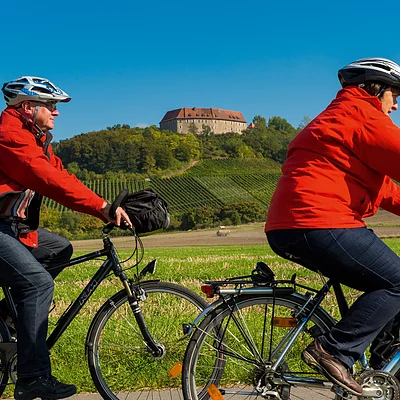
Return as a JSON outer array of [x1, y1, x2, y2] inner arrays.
[[0, 221, 72, 378], [267, 228, 400, 368]]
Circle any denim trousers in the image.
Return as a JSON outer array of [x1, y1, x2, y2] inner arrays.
[[267, 227, 400, 369], [0, 220, 72, 378]]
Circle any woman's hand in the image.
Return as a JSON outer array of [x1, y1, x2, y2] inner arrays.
[[100, 202, 133, 228]]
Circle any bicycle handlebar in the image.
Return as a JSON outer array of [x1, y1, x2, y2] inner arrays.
[[108, 189, 129, 219], [102, 189, 129, 235]]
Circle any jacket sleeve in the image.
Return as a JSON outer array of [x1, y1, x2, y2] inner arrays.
[[48, 146, 65, 170], [0, 127, 106, 220], [352, 115, 400, 182], [378, 178, 400, 216]]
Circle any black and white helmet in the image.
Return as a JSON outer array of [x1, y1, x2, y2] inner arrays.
[[2, 76, 71, 106], [338, 58, 400, 89]]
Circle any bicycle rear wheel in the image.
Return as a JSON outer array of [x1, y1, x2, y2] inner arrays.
[[87, 281, 207, 400], [182, 292, 337, 400]]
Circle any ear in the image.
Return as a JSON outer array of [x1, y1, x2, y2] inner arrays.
[[19, 101, 35, 118]]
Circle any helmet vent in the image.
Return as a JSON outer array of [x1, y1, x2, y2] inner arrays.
[[391, 71, 400, 79], [34, 87, 53, 94], [8, 84, 24, 90], [369, 62, 391, 71]]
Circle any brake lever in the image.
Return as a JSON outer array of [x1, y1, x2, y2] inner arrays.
[[102, 222, 115, 235]]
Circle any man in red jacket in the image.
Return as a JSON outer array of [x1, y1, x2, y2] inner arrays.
[[0, 76, 132, 400], [266, 58, 400, 396]]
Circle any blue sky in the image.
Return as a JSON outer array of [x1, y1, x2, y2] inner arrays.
[[2, 0, 400, 141]]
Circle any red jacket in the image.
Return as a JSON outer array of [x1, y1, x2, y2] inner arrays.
[[0, 107, 106, 247], [265, 86, 400, 231]]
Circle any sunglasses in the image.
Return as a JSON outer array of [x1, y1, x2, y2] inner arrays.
[[36, 101, 58, 112]]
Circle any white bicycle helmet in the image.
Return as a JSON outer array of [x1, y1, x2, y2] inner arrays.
[[338, 58, 400, 89], [2, 76, 71, 106]]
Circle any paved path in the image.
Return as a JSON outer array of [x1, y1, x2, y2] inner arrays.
[[4, 384, 340, 400], [64, 386, 337, 400]]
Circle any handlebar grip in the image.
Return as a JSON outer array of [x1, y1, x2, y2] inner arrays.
[[109, 189, 129, 219], [102, 222, 115, 235]]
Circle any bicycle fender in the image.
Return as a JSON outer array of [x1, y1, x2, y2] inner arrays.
[[85, 289, 128, 355], [185, 297, 226, 337], [85, 280, 162, 355]]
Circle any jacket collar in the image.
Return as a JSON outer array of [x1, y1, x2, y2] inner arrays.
[[1, 106, 48, 143], [336, 86, 383, 112]]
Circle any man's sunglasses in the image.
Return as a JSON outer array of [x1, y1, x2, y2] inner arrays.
[[36, 101, 58, 112]]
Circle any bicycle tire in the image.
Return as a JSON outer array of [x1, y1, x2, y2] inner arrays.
[[0, 317, 13, 397], [182, 292, 337, 400], [86, 281, 207, 400]]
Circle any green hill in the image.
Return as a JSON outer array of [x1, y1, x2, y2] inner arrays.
[[43, 158, 281, 213], [184, 158, 281, 176]]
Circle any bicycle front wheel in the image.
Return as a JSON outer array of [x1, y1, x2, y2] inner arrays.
[[87, 280, 207, 400], [182, 292, 337, 400]]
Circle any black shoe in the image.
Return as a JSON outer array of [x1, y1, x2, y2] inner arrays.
[[14, 375, 77, 400]]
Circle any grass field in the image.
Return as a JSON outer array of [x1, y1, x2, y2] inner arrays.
[[3, 237, 400, 395]]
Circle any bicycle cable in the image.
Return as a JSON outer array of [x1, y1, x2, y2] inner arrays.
[[120, 230, 145, 266], [112, 227, 145, 273]]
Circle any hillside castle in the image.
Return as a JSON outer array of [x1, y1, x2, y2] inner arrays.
[[160, 107, 248, 134]]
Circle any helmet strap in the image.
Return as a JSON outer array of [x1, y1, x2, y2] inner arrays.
[[15, 109, 45, 140], [358, 83, 388, 98], [32, 104, 40, 124], [376, 84, 388, 98]]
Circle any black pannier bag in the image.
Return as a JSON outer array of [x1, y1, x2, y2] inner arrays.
[[121, 188, 170, 235]]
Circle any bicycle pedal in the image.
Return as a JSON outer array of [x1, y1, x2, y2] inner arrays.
[[331, 384, 352, 399], [207, 384, 224, 400]]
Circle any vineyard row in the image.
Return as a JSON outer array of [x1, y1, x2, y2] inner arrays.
[[42, 173, 281, 213]]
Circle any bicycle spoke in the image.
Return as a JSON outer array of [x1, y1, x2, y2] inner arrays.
[[195, 323, 259, 366], [183, 294, 336, 400], [88, 282, 206, 400]]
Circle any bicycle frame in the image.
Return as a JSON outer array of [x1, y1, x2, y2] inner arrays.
[[46, 235, 125, 349], [0, 233, 164, 364], [381, 347, 400, 376]]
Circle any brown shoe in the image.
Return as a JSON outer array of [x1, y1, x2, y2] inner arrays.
[[302, 339, 363, 396]]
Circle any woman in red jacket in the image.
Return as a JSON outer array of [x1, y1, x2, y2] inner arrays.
[[266, 58, 400, 395], [0, 76, 132, 400]]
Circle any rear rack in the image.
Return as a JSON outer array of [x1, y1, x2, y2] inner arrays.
[[201, 261, 321, 298]]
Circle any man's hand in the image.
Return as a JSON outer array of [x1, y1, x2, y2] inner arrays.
[[100, 202, 133, 228]]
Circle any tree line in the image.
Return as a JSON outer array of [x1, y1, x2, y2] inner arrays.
[[53, 115, 310, 181], [40, 201, 267, 240]]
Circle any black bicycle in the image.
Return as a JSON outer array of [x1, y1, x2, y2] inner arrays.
[[0, 191, 207, 400]]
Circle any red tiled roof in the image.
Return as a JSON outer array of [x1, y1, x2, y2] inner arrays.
[[160, 107, 246, 123]]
